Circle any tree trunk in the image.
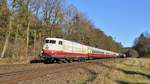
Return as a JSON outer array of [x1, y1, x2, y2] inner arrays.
[[26, 20, 30, 61], [34, 30, 37, 57], [0, 0, 15, 58], [14, 24, 20, 58], [1, 31, 10, 58]]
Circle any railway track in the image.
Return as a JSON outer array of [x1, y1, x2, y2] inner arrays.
[[0, 58, 126, 84]]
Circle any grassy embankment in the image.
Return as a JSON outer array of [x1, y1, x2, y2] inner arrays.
[[110, 58, 150, 84], [77, 58, 150, 84]]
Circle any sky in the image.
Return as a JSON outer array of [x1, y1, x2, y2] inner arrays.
[[67, 0, 150, 47]]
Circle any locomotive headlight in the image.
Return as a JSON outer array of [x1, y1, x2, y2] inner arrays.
[[40, 50, 43, 56], [41, 50, 43, 54]]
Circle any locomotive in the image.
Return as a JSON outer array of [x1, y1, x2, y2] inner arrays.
[[40, 38, 126, 63]]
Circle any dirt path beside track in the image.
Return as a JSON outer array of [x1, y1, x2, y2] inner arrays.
[[0, 58, 126, 84]]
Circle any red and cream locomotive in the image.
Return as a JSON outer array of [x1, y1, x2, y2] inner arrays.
[[40, 38, 126, 63]]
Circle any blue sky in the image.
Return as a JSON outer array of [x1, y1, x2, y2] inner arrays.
[[67, 0, 150, 47]]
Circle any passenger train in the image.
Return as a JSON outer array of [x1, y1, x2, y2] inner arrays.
[[40, 38, 126, 63]]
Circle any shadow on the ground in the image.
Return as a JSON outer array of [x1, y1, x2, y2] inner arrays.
[[30, 59, 43, 64], [80, 67, 97, 83], [118, 68, 150, 79], [116, 80, 147, 84]]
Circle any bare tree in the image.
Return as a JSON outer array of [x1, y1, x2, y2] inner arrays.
[[42, 0, 64, 37], [29, 0, 43, 17], [63, 5, 78, 37]]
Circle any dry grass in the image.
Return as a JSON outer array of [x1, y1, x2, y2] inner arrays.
[[0, 57, 28, 65], [76, 58, 150, 84], [107, 58, 150, 84]]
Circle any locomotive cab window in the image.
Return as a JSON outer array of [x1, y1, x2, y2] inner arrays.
[[59, 41, 62, 45], [50, 40, 56, 44], [45, 40, 50, 43], [45, 40, 56, 44]]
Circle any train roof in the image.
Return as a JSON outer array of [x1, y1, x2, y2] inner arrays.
[[45, 38, 63, 41], [89, 47, 119, 54]]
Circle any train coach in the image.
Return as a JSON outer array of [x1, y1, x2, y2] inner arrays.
[[40, 38, 126, 63]]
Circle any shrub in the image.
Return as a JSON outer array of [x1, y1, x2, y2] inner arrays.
[[125, 49, 139, 58]]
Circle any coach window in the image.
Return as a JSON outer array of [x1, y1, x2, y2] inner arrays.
[[50, 40, 56, 44], [45, 40, 50, 43], [59, 41, 62, 45]]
